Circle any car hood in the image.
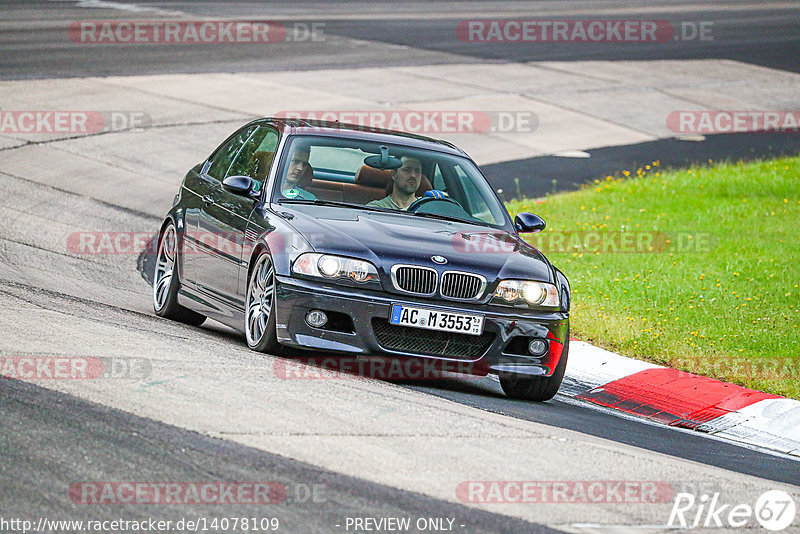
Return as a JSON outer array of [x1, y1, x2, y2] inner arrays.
[[276, 204, 554, 283]]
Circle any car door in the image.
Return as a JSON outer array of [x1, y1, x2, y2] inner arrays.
[[194, 125, 278, 311], [183, 125, 256, 288]]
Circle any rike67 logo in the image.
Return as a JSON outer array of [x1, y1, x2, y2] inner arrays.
[[669, 490, 796, 531]]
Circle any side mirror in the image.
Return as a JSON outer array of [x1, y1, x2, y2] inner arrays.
[[222, 175, 257, 197], [514, 212, 546, 233]]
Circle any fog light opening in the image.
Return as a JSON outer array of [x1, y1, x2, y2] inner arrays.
[[306, 310, 328, 328], [528, 338, 548, 356]]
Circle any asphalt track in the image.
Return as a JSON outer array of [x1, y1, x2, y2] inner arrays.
[[2, 0, 800, 78], [0, 377, 557, 534], [4, 0, 799, 196], [1, 1, 799, 533], [481, 131, 800, 199]]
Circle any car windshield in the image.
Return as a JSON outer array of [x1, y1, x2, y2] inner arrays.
[[271, 135, 511, 228]]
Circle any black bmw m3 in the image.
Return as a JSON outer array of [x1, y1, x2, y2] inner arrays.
[[154, 118, 571, 400]]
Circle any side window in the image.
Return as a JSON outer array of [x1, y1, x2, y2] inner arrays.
[[228, 127, 279, 188], [207, 127, 256, 180], [454, 165, 495, 223], [254, 130, 279, 182]]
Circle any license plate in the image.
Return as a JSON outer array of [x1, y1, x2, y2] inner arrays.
[[389, 304, 484, 336]]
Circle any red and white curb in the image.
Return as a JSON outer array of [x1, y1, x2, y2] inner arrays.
[[562, 341, 800, 457]]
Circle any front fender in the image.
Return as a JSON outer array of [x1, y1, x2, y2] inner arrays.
[[554, 266, 570, 313], [239, 203, 314, 297]]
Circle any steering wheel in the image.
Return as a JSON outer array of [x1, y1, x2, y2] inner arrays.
[[407, 195, 463, 213]]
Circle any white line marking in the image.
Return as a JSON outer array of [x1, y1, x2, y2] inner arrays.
[[48, 0, 185, 16]]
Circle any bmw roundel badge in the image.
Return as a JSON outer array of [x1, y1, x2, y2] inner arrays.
[[431, 255, 447, 264]]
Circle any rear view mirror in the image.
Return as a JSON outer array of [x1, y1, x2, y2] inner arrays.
[[364, 145, 402, 170]]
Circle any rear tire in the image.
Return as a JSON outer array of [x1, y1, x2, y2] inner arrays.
[[499, 335, 569, 401], [153, 222, 206, 326], [245, 251, 282, 354]]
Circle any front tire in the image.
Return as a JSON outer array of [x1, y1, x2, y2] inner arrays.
[[153, 222, 206, 326], [499, 336, 569, 401], [245, 251, 281, 353]]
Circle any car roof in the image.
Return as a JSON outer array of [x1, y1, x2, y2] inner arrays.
[[251, 117, 467, 157]]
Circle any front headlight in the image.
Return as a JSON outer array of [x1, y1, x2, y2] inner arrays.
[[292, 253, 379, 284], [493, 280, 559, 307]]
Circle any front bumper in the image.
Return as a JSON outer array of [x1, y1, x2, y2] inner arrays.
[[274, 275, 569, 376]]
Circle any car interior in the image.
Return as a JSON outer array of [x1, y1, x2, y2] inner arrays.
[[304, 165, 433, 204], [240, 135, 504, 226]]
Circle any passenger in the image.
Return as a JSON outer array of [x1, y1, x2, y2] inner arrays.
[[281, 146, 316, 200], [366, 156, 422, 210]]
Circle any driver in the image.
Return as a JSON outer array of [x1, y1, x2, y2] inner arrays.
[[366, 156, 422, 210], [282, 145, 317, 200]]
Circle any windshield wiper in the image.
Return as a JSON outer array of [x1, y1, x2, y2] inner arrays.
[[276, 198, 386, 212], [277, 198, 493, 227], [408, 210, 486, 226]]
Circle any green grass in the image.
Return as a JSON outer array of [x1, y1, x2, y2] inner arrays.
[[506, 157, 800, 398]]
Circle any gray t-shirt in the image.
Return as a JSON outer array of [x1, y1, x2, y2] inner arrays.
[[366, 195, 416, 210]]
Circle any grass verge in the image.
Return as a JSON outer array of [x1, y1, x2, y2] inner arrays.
[[506, 157, 800, 398]]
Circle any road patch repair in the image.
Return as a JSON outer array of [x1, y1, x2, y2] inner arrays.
[[563, 341, 800, 457]]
